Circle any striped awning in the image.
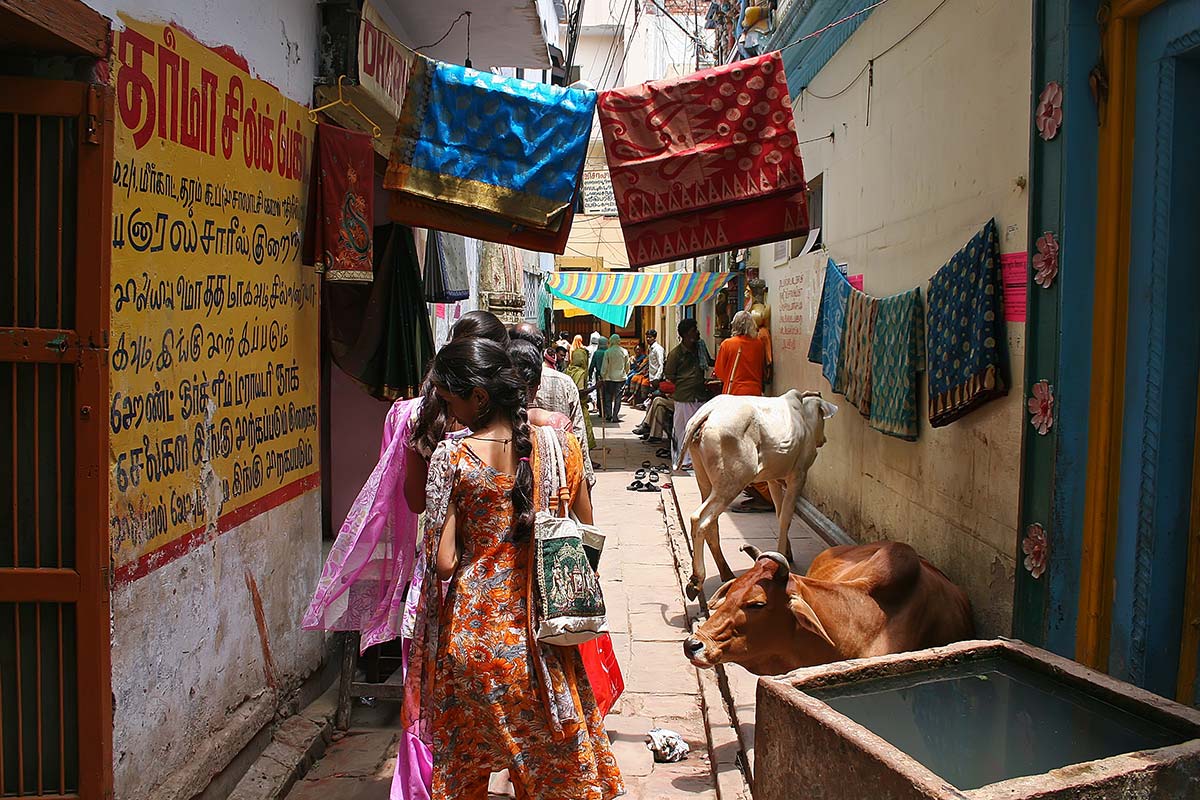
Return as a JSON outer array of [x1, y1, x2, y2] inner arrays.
[[547, 270, 733, 307]]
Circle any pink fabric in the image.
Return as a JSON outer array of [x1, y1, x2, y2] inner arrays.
[[392, 638, 433, 800], [302, 397, 422, 651]]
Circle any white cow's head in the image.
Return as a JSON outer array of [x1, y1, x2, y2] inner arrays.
[[796, 390, 838, 447]]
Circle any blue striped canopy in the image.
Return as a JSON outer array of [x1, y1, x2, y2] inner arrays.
[[545, 270, 734, 326]]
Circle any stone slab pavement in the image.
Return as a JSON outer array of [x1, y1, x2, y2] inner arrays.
[[283, 411, 750, 799], [662, 446, 830, 786]]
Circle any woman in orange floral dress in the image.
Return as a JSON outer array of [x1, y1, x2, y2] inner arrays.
[[404, 337, 624, 800]]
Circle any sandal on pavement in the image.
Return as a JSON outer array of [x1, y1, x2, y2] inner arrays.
[[634, 469, 647, 479], [641, 460, 652, 468], [647, 471, 660, 484], [626, 480, 645, 491], [638, 483, 659, 492]]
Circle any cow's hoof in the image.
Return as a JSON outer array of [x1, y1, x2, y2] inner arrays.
[[685, 580, 699, 600]]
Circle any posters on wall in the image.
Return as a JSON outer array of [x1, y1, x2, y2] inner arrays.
[[109, 17, 320, 585], [581, 171, 618, 216]]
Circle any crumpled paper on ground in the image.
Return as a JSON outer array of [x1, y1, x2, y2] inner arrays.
[[645, 728, 690, 763]]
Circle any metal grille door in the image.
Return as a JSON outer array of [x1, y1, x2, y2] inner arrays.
[[0, 78, 113, 800]]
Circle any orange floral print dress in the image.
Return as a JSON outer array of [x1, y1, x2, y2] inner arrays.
[[429, 430, 624, 799]]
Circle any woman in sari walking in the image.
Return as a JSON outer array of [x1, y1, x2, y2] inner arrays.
[[406, 337, 623, 799]]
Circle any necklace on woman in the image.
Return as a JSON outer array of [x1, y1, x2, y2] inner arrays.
[[467, 433, 512, 444]]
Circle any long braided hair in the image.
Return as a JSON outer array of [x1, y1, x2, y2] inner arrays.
[[427, 338, 535, 541], [408, 311, 510, 458]]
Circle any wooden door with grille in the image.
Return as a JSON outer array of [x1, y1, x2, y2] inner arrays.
[[0, 78, 113, 799]]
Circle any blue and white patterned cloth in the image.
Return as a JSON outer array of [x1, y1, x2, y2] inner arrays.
[[807, 258, 852, 393], [386, 55, 596, 231]]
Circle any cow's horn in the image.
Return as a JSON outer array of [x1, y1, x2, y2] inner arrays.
[[759, 551, 791, 583], [740, 544, 762, 561]]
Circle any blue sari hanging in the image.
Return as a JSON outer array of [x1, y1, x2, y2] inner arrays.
[[385, 55, 596, 232]]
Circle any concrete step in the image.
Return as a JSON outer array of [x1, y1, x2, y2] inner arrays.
[[226, 688, 336, 800]]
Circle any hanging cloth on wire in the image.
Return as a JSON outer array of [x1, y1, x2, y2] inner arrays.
[[423, 231, 470, 303], [597, 51, 810, 268], [927, 219, 1010, 427], [304, 123, 376, 282], [384, 54, 595, 253], [325, 224, 434, 400]]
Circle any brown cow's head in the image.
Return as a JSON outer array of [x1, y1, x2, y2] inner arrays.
[[683, 545, 838, 676]]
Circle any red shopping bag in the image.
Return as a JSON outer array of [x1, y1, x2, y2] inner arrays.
[[579, 633, 624, 717]]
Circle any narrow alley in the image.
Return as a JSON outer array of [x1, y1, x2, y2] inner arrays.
[[279, 415, 806, 799]]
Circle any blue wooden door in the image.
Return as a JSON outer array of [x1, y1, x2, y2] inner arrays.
[[1111, 0, 1200, 703]]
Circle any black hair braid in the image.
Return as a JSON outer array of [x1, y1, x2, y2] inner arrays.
[[408, 376, 448, 458], [510, 404, 536, 543]]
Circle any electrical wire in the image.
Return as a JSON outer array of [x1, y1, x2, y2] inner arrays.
[[592, 0, 635, 86], [597, 0, 639, 88], [797, 0, 949, 101]]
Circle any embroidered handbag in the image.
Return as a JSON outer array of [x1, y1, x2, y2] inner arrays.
[[532, 430, 608, 646]]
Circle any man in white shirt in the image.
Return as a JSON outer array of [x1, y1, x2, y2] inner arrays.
[[646, 329, 665, 382]]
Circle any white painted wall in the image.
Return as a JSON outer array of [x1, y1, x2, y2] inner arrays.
[[85, 0, 320, 103], [82, 2, 327, 797], [760, 0, 1031, 636]]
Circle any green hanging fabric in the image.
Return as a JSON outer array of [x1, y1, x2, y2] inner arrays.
[[325, 224, 434, 400], [546, 284, 632, 327]]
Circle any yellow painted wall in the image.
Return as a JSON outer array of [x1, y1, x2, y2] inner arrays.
[[762, 0, 1031, 635]]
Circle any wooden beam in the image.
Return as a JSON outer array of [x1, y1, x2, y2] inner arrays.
[[1077, 16, 1139, 672], [0, 569, 81, 602], [1113, 0, 1166, 19], [0, 0, 109, 57]]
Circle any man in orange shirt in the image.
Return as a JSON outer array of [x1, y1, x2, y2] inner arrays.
[[714, 311, 774, 513], [713, 311, 767, 396]]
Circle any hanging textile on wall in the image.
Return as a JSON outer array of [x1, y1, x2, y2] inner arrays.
[[927, 219, 1010, 427], [807, 259, 852, 393], [305, 123, 375, 282], [325, 224, 434, 400], [479, 242, 526, 324], [597, 52, 809, 268], [423, 231, 470, 303], [869, 288, 925, 441], [841, 289, 878, 417], [385, 55, 595, 253]]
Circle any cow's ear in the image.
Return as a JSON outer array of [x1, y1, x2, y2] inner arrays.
[[819, 399, 839, 419], [788, 591, 836, 649]]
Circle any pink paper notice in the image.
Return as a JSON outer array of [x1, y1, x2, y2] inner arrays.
[[848, 274, 864, 292], [1000, 252, 1028, 323]]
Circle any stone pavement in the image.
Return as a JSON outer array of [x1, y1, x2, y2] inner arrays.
[[283, 411, 752, 799], [663, 449, 830, 786]]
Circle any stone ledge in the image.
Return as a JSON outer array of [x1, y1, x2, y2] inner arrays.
[[226, 690, 336, 800]]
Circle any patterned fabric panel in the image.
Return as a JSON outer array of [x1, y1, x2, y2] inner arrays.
[[386, 54, 596, 231], [841, 289, 878, 416], [807, 259, 852, 393], [927, 219, 1009, 427], [869, 287, 925, 441]]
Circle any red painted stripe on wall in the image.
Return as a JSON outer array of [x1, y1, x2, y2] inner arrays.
[[112, 472, 321, 588]]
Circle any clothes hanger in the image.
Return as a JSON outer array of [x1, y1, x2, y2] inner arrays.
[[308, 75, 383, 139]]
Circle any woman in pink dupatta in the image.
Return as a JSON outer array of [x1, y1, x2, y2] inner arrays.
[[301, 395, 434, 799]]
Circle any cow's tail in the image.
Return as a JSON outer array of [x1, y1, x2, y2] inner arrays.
[[674, 401, 714, 471]]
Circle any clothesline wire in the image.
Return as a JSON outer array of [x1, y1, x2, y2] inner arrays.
[[798, 0, 950, 100], [779, 0, 894, 52], [416, 11, 471, 51], [587, 0, 633, 82], [599, 0, 642, 89], [595, 0, 636, 88], [646, 0, 714, 56]]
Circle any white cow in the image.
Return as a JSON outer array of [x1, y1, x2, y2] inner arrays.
[[676, 390, 838, 599]]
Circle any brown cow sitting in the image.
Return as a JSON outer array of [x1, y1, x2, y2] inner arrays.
[[683, 542, 974, 676]]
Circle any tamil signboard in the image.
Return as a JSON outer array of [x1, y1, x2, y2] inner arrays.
[[110, 17, 320, 584], [581, 170, 618, 216]]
